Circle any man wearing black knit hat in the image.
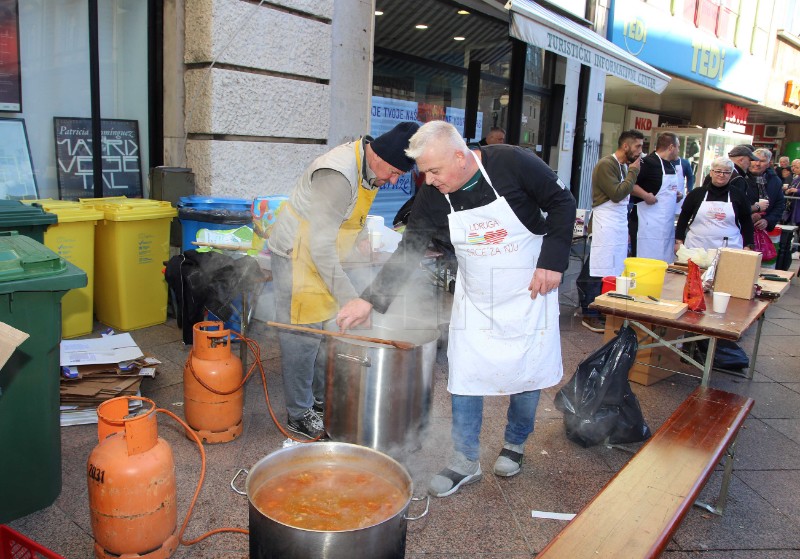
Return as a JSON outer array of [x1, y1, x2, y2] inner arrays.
[[268, 121, 419, 439]]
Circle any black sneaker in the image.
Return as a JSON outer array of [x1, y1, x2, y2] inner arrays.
[[312, 398, 324, 418], [287, 409, 324, 439]]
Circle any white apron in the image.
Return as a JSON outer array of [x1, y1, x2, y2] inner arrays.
[[589, 159, 629, 277], [445, 152, 562, 396], [637, 156, 679, 263], [684, 190, 744, 250], [673, 160, 686, 216]]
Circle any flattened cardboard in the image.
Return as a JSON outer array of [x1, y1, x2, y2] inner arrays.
[[714, 248, 762, 300]]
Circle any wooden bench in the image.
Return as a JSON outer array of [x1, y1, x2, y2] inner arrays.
[[537, 386, 754, 559]]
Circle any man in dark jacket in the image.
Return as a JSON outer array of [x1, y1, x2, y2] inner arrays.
[[727, 144, 758, 196], [746, 148, 785, 231]]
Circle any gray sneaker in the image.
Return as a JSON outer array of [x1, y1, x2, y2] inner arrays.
[[493, 442, 524, 477], [287, 408, 324, 439], [428, 452, 482, 498]]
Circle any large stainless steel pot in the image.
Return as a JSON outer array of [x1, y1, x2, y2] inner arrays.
[[325, 318, 440, 456], [239, 442, 427, 559]]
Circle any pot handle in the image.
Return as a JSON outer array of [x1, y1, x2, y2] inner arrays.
[[230, 468, 248, 496], [336, 353, 371, 367], [404, 495, 430, 521]]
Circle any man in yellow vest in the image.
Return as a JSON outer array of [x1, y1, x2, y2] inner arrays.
[[268, 121, 419, 439]]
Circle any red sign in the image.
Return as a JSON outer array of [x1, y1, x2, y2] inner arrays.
[[784, 80, 800, 107], [723, 103, 748, 125]]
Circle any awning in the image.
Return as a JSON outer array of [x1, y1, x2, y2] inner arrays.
[[506, 0, 671, 94]]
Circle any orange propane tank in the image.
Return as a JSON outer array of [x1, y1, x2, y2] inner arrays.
[[184, 321, 244, 443], [88, 397, 178, 559]]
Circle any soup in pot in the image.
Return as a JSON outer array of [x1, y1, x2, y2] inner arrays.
[[253, 465, 406, 531]]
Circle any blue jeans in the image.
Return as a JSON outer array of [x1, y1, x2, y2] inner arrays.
[[272, 254, 329, 421], [576, 255, 602, 317], [451, 390, 541, 462]]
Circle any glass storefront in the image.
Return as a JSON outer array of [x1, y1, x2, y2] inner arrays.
[[371, 0, 551, 221], [7, 0, 149, 200]]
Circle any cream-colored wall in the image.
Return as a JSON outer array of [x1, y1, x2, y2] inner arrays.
[[179, 0, 370, 198]]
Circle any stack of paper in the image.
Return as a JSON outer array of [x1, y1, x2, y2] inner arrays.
[[59, 334, 160, 426]]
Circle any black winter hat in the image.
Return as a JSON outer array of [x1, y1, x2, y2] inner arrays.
[[369, 121, 420, 172]]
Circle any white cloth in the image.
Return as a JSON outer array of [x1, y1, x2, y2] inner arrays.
[[589, 161, 629, 277], [445, 152, 562, 396], [673, 160, 686, 216], [637, 156, 679, 263], [684, 190, 744, 250]]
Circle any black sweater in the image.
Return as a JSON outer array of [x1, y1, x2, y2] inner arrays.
[[674, 177, 754, 248], [361, 144, 577, 313]]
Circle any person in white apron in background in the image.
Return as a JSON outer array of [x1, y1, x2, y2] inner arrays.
[[577, 130, 644, 333], [629, 132, 682, 263], [336, 121, 576, 498], [674, 156, 754, 253]]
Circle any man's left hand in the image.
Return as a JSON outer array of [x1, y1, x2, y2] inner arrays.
[[528, 268, 562, 299], [754, 218, 768, 230]]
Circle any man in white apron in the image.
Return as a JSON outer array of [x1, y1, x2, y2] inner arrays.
[[674, 156, 754, 252], [337, 121, 576, 497], [629, 132, 682, 263], [577, 130, 643, 332]]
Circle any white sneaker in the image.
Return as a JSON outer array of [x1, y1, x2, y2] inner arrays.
[[493, 442, 524, 477], [428, 452, 482, 497]]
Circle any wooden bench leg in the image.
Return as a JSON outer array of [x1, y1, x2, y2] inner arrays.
[[694, 435, 739, 516]]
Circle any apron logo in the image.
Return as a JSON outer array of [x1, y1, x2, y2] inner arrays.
[[467, 228, 508, 245], [705, 206, 727, 220]]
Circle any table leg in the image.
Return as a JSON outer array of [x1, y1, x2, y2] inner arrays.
[[702, 337, 717, 387], [746, 313, 765, 380]]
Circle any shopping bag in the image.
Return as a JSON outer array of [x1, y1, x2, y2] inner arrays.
[[754, 228, 777, 261], [554, 325, 651, 447]]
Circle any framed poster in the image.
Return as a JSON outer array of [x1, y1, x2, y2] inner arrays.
[[54, 117, 143, 200], [0, 118, 38, 199], [0, 0, 21, 112]]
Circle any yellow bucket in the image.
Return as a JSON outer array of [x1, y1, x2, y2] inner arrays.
[[623, 257, 668, 299], [22, 200, 104, 338]]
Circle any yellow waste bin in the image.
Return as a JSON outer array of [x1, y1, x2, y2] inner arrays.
[[80, 198, 177, 331], [23, 200, 104, 338]]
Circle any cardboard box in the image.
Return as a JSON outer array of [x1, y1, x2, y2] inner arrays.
[[713, 248, 762, 300], [603, 316, 684, 386]]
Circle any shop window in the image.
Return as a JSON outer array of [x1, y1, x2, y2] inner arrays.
[[371, 0, 512, 222], [13, 0, 149, 200], [695, 0, 719, 33]]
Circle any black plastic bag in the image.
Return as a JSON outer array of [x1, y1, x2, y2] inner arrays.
[[693, 338, 749, 370], [554, 325, 651, 447]]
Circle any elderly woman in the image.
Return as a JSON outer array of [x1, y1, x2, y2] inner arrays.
[[674, 156, 754, 252]]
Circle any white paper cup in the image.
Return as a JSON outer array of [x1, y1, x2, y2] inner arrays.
[[369, 231, 383, 252], [712, 291, 731, 314], [615, 276, 633, 295], [758, 198, 769, 210]]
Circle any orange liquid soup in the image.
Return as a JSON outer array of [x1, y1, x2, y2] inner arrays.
[[253, 465, 407, 531]]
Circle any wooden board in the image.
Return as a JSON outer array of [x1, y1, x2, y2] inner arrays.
[[593, 292, 688, 319], [758, 269, 794, 296]]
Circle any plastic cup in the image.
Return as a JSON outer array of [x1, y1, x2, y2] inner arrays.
[[712, 291, 731, 314], [615, 276, 634, 295], [369, 231, 383, 252], [758, 198, 769, 211]]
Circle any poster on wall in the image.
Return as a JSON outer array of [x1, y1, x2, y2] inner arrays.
[[0, 118, 38, 199], [0, 0, 22, 112], [54, 117, 143, 200]]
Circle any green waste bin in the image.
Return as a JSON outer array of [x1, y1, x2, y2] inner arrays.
[[0, 200, 57, 243], [0, 232, 87, 523]]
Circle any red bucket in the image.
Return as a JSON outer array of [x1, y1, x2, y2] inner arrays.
[[601, 276, 616, 294]]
